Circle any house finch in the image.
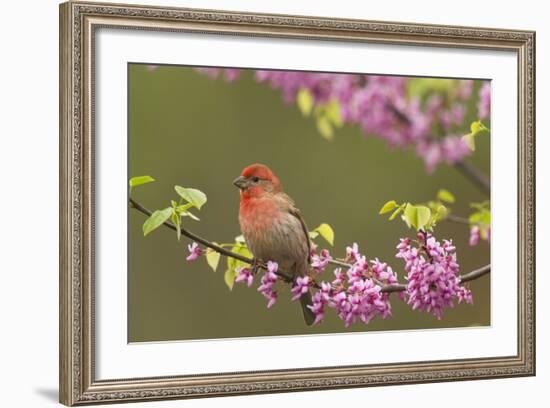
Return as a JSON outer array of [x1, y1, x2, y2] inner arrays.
[[233, 163, 316, 326]]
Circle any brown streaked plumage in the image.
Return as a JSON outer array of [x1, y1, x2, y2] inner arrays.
[[233, 164, 315, 325]]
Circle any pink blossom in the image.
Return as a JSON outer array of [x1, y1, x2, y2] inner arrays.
[[257, 261, 279, 308], [186, 242, 203, 261], [332, 268, 345, 286], [311, 249, 332, 273], [457, 80, 474, 100], [223, 69, 241, 82], [308, 282, 331, 325], [469, 225, 481, 246], [196, 69, 477, 172], [194, 67, 221, 79], [478, 82, 491, 119], [457, 286, 474, 304], [396, 232, 472, 319], [291, 276, 311, 301], [346, 243, 360, 261], [235, 267, 254, 287]]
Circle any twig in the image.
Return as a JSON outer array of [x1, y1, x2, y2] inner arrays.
[[384, 96, 490, 196], [454, 160, 491, 195], [130, 198, 490, 294], [446, 214, 470, 225], [129, 197, 296, 282], [327, 258, 353, 268], [459, 264, 491, 283]]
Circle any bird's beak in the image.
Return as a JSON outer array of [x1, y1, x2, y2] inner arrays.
[[233, 176, 249, 190]]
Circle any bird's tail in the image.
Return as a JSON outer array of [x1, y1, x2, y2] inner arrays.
[[300, 290, 316, 326]]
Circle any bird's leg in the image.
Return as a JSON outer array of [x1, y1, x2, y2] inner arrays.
[[251, 258, 262, 275]]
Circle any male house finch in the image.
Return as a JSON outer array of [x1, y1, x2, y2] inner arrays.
[[233, 164, 316, 326]]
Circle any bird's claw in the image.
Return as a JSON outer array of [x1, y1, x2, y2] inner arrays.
[[251, 258, 261, 275]]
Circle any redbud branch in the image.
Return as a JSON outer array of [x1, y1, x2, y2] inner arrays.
[[458, 264, 491, 283], [129, 197, 490, 293], [129, 197, 295, 282], [327, 258, 491, 292], [453, 160, 491, 195], [384, 98, 491, 195], [326, 258, 352, 268], [445, 214, 470, 225]]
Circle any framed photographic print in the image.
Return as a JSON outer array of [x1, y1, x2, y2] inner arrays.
[[59, 1, 535, 405]]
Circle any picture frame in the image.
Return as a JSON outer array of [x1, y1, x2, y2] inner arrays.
[[59, 1, 535, 405]]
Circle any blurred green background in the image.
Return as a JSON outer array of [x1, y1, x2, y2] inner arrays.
[[128, 64, 490, 342]]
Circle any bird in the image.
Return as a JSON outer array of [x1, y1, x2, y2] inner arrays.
[[233, 163, 316, 326]]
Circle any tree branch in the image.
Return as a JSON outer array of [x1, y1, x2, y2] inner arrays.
[[453, 160, 491, 195], [446, 214, 470, 225], [129, 197, 296, 282], [459, 264, 491, 283], [384, 98, 490, 196], [129, 198, 490, 294]]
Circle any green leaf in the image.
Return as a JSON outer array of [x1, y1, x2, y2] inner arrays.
[[406, 78, 456, 98], [470, 201, 490, 211], [234, 234, 246, 243], [172, 212, 181, 241], [379, 200, 398, 214], [480, 225, 490, 240], [314, 223, 334, 246], [175, 186, 207, 209], [224, 244, 252, 290], [175, 203, 200, 221], [176, 203, 193, 213], [415, 206, 431, 231], [469, 212, 482, 224], [470, 120, 482, 134], [470, 120, 489, 135], [206, 249, 221, 272], [142, 207, 173, 236], [296, 88, 314, 116], [403, 204, 431, 231], [426, 205, 448, 231], [463, 120, 490, 152], [389, 206, 404, 220], [436, 204, 449, 218], [129, 175, 155, 189], [316, 116, 334, 141], [129, 176, 155, 193], [234, 244, 252, 262], [437, 189, 455, 204], [462, 133, 476, 151], [471, 209, 491, 226], [181, 210, 200, 221], [309, 231, 319, 239], [224, 268, 237, 290], [402, 204, 414, 228], [325, 100, 343, 127]]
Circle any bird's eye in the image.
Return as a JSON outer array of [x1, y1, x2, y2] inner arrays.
[[251, 176, 260, 183]]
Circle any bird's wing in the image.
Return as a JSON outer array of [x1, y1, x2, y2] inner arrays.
[[288, 204, 312, 263], [274, 192, 312, 262]]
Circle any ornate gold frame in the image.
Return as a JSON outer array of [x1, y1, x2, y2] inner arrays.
[[59, 1, 536, 405]]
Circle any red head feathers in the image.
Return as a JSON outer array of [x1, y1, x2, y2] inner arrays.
[[233, 164, 282, 196]]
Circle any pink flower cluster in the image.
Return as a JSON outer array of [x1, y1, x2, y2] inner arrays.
[[186, 237, 474, 325], [256, 261, 279, 308], [311, 248, 332, 272], [194, 68, 491, 172], [396, 232, 473, 319], [469, 226, 481, 246], [478, 82, 491, 120], [298, 244, 397, 327], [469, 225, 491, 246]]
